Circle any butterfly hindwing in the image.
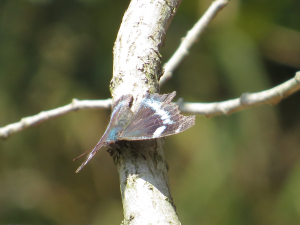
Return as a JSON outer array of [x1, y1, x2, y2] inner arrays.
[[119, 91, 195, 140]]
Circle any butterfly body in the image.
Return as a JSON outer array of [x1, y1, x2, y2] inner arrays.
[[75, 91, 195, 173]]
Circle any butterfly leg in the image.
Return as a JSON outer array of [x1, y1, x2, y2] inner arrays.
[[125, 142, 146, 160], [108, 141, 147, 162]]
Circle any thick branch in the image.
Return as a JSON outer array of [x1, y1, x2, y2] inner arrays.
[[179, 72, 300, 117], [159, 0, 229, 86], [111, 0, 182, 224]]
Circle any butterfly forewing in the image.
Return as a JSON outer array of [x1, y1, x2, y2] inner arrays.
[[75, 142, 106, 173], [75, 94, 134, 173]]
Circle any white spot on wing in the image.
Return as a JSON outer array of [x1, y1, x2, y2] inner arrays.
[[175, 125, 182, 133], [146, 99, 174, 125], [153, 126, 166, 138]]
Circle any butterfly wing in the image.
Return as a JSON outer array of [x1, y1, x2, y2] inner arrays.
[[75, 94, 134, 173], [75, 141, 106, 173], [119, 91, 195, 140]]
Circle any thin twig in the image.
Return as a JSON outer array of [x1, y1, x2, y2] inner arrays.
[[0, 99, 112, 140], [159, 0, 229, 86], [1, 72, 299, 139], [179, 72, 300, 117]]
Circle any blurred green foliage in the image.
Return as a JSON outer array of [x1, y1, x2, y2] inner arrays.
[[1, 0, 300, 224]]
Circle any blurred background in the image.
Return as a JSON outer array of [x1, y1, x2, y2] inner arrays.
[[1, 0, 300, 224]]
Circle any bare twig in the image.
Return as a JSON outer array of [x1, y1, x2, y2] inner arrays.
[[179, 72, 300, 117], [0, 99, 112, 140], [159, 0, 229, 86], [1, 72, 299, 139]]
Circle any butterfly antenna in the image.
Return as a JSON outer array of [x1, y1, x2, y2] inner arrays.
[[73, 150, 89, 161], [75, 151, 97, 173], [75, 141, 106, 173]]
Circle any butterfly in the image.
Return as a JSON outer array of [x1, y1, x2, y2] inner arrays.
[[75, 91, 195, 173]]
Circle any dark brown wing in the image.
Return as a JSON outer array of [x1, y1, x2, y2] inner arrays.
[[119, 91, 195, 140]]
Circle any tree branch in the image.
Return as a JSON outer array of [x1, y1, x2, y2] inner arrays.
[[159, 0, 229, 86], [0, 99, 112, 140], [106, 0, 183, 224], [179, 72, 300, 117], [1, 72, 299, 139]]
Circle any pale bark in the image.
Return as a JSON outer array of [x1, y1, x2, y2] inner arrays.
[[110, 0, 182, 224]]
